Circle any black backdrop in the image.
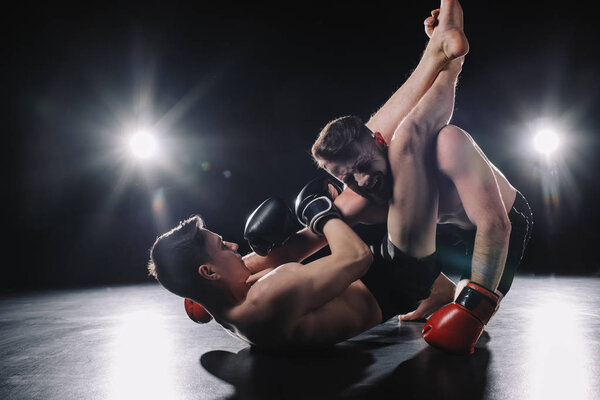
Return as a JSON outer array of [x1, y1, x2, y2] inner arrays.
[[4, 1, 600, 290]]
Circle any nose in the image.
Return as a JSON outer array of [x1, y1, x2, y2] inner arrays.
[[230, 242, 239, 252], [354, 173, 370, 188]]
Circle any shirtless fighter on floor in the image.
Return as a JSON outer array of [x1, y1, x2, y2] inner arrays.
[[149, 0, 530, 353]]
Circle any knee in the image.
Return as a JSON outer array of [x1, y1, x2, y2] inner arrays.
[[438, 124, 466, 138], [391, 121, 427, 157]]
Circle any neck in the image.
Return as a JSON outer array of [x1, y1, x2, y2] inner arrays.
[[200, 281, 248, 320]]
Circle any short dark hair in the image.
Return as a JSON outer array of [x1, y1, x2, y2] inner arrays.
[[148, 215, 211, 299], [311, 115, 371, 167]]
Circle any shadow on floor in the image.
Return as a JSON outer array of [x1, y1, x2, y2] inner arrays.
[[201, 341, 388, 399], [201, 322, 491, 400], [348, 346, 491, 399]]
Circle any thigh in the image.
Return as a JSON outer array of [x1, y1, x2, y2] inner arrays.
[[387, 146, 439, 258]]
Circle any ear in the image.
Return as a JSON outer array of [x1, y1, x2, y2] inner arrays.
[[374, 131, 388, 149], [198, 264, 220, 281]]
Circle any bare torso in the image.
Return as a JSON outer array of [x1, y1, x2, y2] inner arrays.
[[221, 263, 382, 348]]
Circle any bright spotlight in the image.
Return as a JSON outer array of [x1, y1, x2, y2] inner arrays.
[[129, 131, 157, 159], [533, 129, 560, 156]]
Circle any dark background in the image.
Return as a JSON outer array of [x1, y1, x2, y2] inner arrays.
[[3, 1, 599, 291]]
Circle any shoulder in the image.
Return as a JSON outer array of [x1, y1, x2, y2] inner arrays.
[[230, 262, 308, 342], [244, 263, 306, 309]]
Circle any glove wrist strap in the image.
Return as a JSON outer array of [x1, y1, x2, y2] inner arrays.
[[455, 282, 499, 325], [301, 197, 341, 235]]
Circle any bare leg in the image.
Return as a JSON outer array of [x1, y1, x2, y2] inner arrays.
[[366, 0, 468, 143], [387, 59, 464, 258], [429, 0, 468, 62], [385, 0, 465, 320], [394, 1, 471, 320]]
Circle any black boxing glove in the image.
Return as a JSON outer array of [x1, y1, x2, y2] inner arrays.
[[244, 197, 299, 256], [294, 177, 343, 235]]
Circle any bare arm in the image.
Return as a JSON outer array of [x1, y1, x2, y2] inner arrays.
[[436, 126, 511, 291], [242, 228, 327, 273], [248, 218, 373, 321]]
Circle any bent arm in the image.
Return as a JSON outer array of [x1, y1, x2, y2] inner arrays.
[[437, 126, 511, 291], [243, 228, 327, 273], [265, 218, 373, 319]]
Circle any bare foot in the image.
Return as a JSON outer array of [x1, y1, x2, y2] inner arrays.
[[399, 273, 456, 321], [426, 0, 469, 62]]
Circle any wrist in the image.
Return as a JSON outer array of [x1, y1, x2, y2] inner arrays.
[[455, 282, 499, 325]]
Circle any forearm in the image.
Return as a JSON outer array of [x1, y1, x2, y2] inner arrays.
[[243, 228, 327, 273], [470, 223, 511, 290], [322, 218, 372, 274], [366, 42, 450, 143]]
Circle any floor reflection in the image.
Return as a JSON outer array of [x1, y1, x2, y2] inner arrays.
[[2, 277, 598, 400], [524, 296, 593, 400], [107, 310, 182, 400]]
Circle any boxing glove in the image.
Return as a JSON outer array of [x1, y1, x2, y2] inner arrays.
[[422, 281, 499, 354], [184, 298, 213, 323], [294, 177, 343, 235], [244, 197, 299, 256]]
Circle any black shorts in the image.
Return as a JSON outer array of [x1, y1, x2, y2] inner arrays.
[[358, 226, 442, 322], [436, 191, 533, 295]]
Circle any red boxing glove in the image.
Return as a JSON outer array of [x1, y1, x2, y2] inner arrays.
[[422, 282, 499, 354], [184, 298, 213, 323]]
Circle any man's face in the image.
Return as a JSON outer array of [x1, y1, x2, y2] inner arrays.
[[202, 229, 249, 284], [323, 133, 393, 204]]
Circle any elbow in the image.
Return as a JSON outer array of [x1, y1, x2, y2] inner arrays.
[[351, 244, 374, 276], [358, 248, 374, 276], [477, 216, 512, 241], [361, 246, 374, 267], [333, 243, 373, 278]]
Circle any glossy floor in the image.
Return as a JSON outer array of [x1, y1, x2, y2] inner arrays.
[[1, 275, 599, 400]]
